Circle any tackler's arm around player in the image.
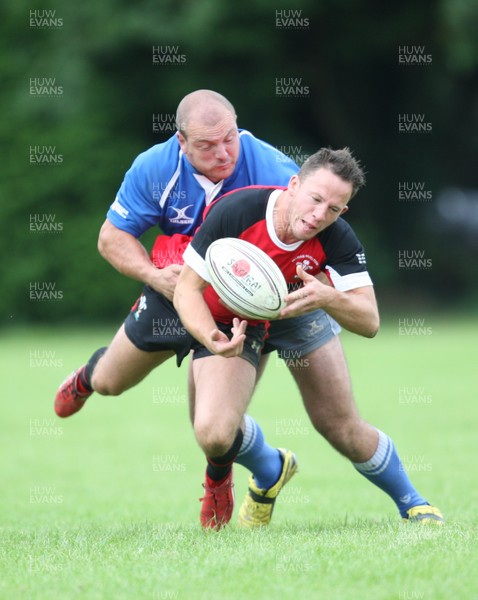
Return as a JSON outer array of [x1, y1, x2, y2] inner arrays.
[[174, 264, 247, 357], [98, 219, 182, 301], [279, 265, 380, 338]]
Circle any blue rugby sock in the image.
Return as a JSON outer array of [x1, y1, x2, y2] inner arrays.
[[353, 429, 429, 517], [235, 415, 282, 489]]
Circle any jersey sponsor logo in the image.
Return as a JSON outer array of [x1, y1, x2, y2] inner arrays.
[[111, 197, 129, 219], [168, 204, 194, 225]]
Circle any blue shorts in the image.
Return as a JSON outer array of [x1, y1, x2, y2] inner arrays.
[[263, 309, 341, 359]]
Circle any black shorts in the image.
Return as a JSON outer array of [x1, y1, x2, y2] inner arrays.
[[124, 285, 267, 369], [124, 286, 194, 366], [192, 320, 267, 370]]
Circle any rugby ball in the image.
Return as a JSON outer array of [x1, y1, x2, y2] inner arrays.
[[205, 238, 288, 320]]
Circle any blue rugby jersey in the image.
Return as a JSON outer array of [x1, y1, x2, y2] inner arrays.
[[106, 130, 299, 238]]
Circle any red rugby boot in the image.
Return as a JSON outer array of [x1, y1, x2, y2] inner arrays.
[[54, 367, 92, 418], [199, 469, 235, 530]]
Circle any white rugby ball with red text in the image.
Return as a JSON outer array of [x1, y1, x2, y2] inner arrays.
[[205, 237, 288, 320]]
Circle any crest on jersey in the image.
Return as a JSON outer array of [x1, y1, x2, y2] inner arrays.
[[291, 254, 319, 276]]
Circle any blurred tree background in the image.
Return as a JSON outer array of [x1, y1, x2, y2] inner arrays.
[[1, 0, 478, 325]]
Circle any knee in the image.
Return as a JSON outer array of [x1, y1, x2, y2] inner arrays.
[[312, 417, 344, 445], [88, 347, 126, 396], [315, 416, 377, 461], [313, 415, 362, 455], [91, 375, 124, 397], [194, 420, 234, 457]]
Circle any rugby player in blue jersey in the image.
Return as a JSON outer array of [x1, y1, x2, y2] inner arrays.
[[55, 91, 443, 528], [56, 90, 299, 528]]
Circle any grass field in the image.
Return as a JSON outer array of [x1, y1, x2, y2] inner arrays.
[[1, 318, 477, 599]]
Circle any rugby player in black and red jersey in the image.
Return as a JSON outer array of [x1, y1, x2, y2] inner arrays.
[[174, 147, 443, 527]]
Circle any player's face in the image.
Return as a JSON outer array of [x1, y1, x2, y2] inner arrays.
[[177, 113, 240, 183], [286, 168, 352, 241]]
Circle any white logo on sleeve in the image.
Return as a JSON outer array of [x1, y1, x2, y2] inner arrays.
[[111, 197, 129, 219], [356, 252, 366, 265], [169, 205, 194, 224]]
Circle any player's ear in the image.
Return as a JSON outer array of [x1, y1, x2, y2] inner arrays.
[[288, 175, 300, 194], [340, 205, 349, 216], [177, 131, 187, 153]]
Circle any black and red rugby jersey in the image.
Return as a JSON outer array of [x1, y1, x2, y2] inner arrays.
[[183, 186, 373, 323]]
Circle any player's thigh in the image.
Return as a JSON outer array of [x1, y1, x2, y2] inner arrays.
[[288, 336, 359, 426], [256, 353, 270, 386], [189, 319, 266, 426], [192, 354, 256, 441], [188, 352, 269, 425], [92, 324, 174, 393]]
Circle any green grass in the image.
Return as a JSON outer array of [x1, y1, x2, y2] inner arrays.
[[1, 319, 477, 599]]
